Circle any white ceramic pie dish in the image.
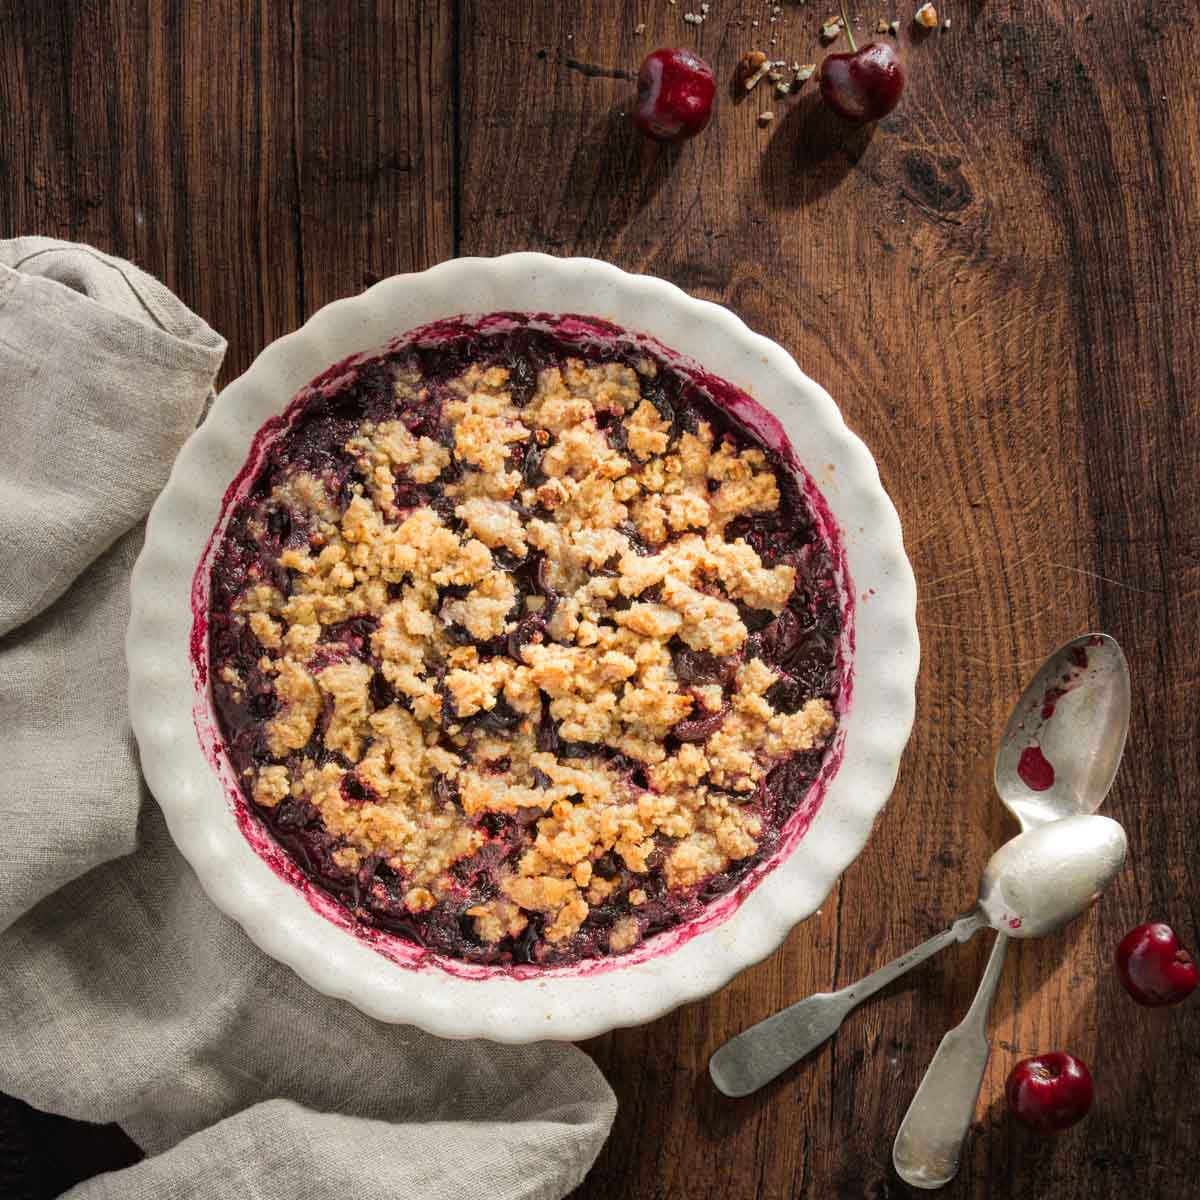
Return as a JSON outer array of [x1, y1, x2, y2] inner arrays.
[[128, 253, 918, 1042]]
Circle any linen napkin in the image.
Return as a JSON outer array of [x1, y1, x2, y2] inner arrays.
[[0, 239, 616, 1200]]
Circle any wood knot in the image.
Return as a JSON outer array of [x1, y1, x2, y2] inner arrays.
[[900, 150, 973, 216]]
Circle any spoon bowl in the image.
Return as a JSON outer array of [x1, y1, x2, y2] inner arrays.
[[977, 813, 1127, 938], [994, 634, 1130, 830]]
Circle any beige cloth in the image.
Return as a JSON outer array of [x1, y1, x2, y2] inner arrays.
[[0, 239, 616, 1200]]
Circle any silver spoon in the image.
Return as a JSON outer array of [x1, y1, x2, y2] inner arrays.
[[893, 633, 1130, 1189], [708, 636, 1130, 1101], [709, 814, 1125, 1097]]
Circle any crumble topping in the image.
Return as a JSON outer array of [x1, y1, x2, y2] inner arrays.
[[209, 329, 842, 966], [266, 659, 320, 755]]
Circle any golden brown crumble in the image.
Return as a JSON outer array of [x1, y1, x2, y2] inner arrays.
[[229, 355, 836, 955]]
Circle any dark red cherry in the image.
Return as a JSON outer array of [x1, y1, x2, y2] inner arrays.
[[1005, 1052, 1094, 1134], [819, 28, 904, 124], [634, 48, 716, 143], [1116, 922, 1198, 1007]]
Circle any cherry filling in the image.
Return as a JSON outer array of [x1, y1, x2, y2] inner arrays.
[[207, 321, 844, 966]]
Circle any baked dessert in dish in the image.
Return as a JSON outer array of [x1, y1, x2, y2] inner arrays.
[[206, 314, 844, 967]]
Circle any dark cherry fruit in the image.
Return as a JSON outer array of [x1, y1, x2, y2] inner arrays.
[[634, 48, 716, 143], [1005, 1052, 1094, 1134], [818, 6, 905, 124], [1115, 922, 1198, 1007]]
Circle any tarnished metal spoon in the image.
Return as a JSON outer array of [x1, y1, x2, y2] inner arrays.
[[893, 633, 1130, 1189], [708, 635, 1130, 1101]]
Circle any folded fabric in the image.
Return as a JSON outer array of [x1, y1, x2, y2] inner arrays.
[[0, 239, 616, 1200]]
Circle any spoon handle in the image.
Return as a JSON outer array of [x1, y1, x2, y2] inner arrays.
[[892, 932, 1010, 1190], [709, 911, 984, 1098]]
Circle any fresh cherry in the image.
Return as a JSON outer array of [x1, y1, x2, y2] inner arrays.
[[818, 4, 905, 124], [1115, 922, 1198, 1007], [1005, 1052, 1094, 1134], [634, 48, 716, 143]]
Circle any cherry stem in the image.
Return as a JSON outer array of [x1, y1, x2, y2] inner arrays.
[[840, 0, 857, 53]]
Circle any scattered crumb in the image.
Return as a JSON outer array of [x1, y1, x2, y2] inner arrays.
[[683, 11, 703, 24], [758, 110, 774, 125], [914, 3, 938, 28], [820, 21, 841, 42], [774, 80, 791, 96], [943, 17, 952, 30], [877, 18, 890, 33], [889, 18, 901, 34], [635, 21, 646, 34], [738, 49, 771, 92]]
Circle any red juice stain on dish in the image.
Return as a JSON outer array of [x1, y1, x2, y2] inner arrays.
[[1068, 646, 1089, 670], [189, 612, 208, 686], [1040, 685, 1067, 720], [1018, 745, 1055, 791]]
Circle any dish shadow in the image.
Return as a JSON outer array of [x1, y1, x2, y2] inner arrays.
[[759, 91, 877, 210]]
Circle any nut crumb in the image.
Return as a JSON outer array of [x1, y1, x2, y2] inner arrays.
[[738, 49, 771, 92], [758, 111, 775, 125], [914, 3, 938, 28]]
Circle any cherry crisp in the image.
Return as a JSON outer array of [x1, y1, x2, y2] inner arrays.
[[207, 318, 843, 966]]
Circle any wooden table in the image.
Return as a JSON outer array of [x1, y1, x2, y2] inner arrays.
[[4, 2, 1198, 1196]]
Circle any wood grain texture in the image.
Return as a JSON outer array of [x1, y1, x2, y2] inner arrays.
[[2, 1, 1198, 1196]]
